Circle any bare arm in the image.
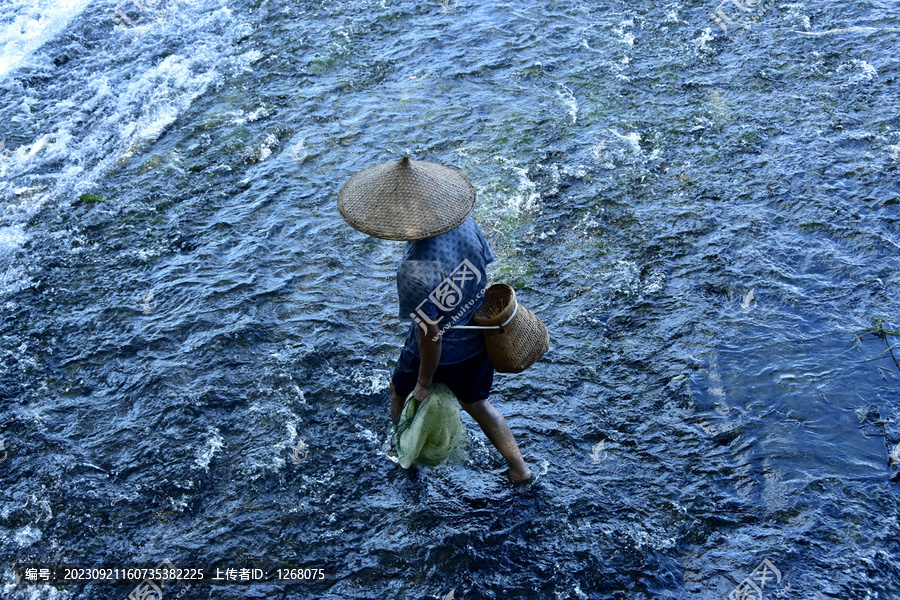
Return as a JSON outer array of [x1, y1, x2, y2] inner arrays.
[[413, 321, 442, 401]]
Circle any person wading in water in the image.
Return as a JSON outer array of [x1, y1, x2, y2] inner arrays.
[[337, 155, 531, 484]]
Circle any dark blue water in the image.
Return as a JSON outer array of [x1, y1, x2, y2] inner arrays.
[[1, 0, 899, 598]]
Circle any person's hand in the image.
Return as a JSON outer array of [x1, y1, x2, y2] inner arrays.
[[412, 382, 432, 402]]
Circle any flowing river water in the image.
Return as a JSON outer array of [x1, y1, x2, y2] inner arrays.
[[1, 0, 899, 598]]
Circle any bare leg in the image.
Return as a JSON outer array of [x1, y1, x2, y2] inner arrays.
[[460, 399, 531, 483], [390, 380, 404, 423]]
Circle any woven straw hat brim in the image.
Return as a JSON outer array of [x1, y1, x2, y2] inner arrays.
[[337, 156, 476, 241]]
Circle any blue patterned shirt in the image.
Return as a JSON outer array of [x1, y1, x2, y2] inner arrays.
[[397, 217, 494, 364]]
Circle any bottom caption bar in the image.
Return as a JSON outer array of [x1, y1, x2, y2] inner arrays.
[[16, 563, 326, 584]]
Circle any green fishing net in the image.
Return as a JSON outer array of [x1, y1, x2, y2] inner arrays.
[[394, 383, 466, 469]]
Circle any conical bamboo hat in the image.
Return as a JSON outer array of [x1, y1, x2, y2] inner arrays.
[[337, 156, 476, 241]]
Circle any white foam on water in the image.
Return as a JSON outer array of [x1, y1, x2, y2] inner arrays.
[[664, 5, 681, 24], [562, 163, 587, 179], [508, 166, 540, 213], [0, 224, 36, 295], [889, 143, 900, 163], [783, 3, 811, 30], [1, 571, 72, 599], [608, 128, 642, 155], [614, 18, 635, 46], [14, 524, 42, 546], [492, 154, 541, 214], [842, 59, 878, 86], [569, 582, 590, 600], [246, 397, 307, 474], [693, 27, 715, 53], [354, 423, 380, 448], [0, 4, 257, 297], [117, 54, 221, 156], [194, 426, 224, 470], [556, 84, 578, 124], [599, 258, 641, 297], [642, 270, 666, 295], [381, 427, 400, 465], [0, 0, 92, 78], [350, 367, 390, 396]]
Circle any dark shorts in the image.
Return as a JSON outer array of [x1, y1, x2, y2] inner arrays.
[[391, 348, 494, 404]]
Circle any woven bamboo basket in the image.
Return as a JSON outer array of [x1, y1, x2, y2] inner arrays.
[[473, 284, 549, 373]]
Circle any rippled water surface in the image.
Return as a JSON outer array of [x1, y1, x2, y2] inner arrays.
[[1, 0, 899, 598]]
